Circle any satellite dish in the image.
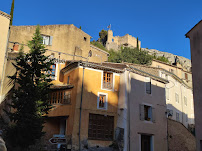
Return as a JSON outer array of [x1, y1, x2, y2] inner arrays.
[[88, 50, 92, 57]]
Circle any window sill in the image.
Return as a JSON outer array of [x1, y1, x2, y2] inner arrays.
[[143, 120, 153, 124], [102, 87, 113, 92], [97, 107, 107, 110], [88, 138, 113, 141]]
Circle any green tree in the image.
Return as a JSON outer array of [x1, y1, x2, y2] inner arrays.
[[10, 0, 15, 25], [137, 37, 139, 50], [108, 47, 153, 65], [155, 56, 170, 64], [98, 29, 108, 46], [90, 40, 108, 51], [4, 26, 53, 150]]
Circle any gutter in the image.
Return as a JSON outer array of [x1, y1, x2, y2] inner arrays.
[[78, 64, 85, 151]]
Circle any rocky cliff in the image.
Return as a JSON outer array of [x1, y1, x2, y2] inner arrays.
[[141, 48, 192, 71]]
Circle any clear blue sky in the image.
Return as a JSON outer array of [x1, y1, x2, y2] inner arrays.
[[1, 0, 202, 59]]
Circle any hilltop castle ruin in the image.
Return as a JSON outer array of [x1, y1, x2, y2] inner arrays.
[[105, 30, 141, 50]]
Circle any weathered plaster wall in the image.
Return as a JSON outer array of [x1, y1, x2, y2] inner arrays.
[[70, 67, 120, 150], [128, 71, 167, 151], [0, 11, 10, 102], [9, 25, 108, 63], [165, 74, 194, 127], [187, 21, 202, 151]]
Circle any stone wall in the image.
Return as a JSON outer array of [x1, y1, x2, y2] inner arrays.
[[106, 30, 141, 51], [168, 119, 196, 151]]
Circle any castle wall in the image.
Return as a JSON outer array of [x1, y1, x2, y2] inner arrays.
[[106, 30, 141, 51]]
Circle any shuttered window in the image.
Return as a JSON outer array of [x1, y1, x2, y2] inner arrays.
[[42, 35, 53, 45], [184, 96, 187, 106], [175, 93, 179, 103], [88, 114, 114, 140], [185, 73, 188, 81], [176, 112, 180, 121], [145, 77, 151, 94], [140, 104, 155, 123], [103, 72, 113, 89]]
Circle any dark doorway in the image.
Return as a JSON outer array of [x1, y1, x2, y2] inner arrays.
[[141, 135, 151, 151]]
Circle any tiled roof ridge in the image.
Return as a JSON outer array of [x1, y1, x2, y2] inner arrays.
[[0, 10, 11, 19]]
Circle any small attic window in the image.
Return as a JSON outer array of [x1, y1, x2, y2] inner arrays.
[[84, 37, 87, 41]]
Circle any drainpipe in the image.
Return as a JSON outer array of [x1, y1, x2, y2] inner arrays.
[[0, 26, 10, 101], [79, 63, 85, 151], [127, 71, 131, 151]]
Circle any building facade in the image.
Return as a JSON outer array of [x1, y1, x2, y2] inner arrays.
[[0, 11, 10, 103], [117, 64, 168, 151], [186, 20, 202, 151], [129, 63, 194, 128], [44, 61, 122, 150], [0, 24, 109, 103]]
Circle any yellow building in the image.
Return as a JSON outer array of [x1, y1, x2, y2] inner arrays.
[[44, 61, 123, 150], [0, 10, 10, 103], [1, 25, 109, 106]]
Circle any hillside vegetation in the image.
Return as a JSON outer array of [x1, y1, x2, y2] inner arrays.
[[91, 30, 170, 65]]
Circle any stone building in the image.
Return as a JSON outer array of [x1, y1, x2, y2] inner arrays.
[[0, 10, 10, 103], [105, 30, 141, 51], [1, 24, 109, 103], [45, 61, 122, 150], [186, 20, 202, 151], [131, 63, 194, 128], [117, 63, 168, 151]]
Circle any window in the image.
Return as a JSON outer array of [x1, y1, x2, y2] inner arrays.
[[169, 69, 174, 73], [51, 64, 56, 79], [140, 104, 155, 122], [103, 72, 113, 89], [84, 37, 87, 41], [165, 74, 168, 80], [141, 134, 153, 151], [185, 73, 188, 81], [176, 112, 180, 121], [175, 93, 179, 103], [166, 88, 169, 100], [186, 114, 188, 122], [159, 71, 162, 78], [98, 95, 106, 109], [67, 76, 70, 84], [88, 114, 114, 140], [184, 96, 187, 106], [145, 77, 151, 94], [49, 91, 71, 104], [41, 35, 53, 45]]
